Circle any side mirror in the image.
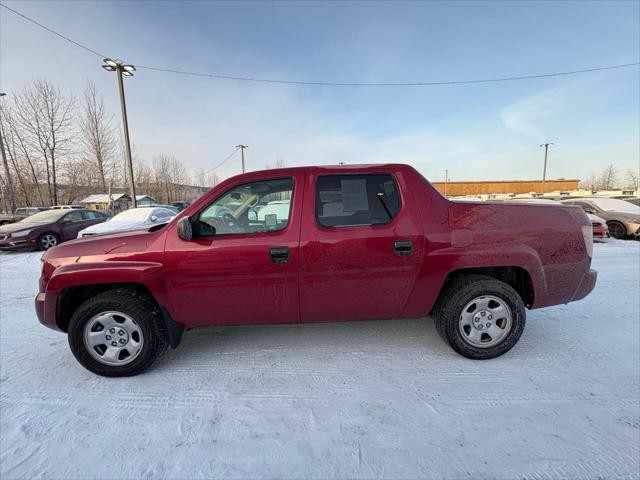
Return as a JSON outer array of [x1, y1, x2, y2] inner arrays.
[[177, 216, 193, 241], [150, 215, 158, 222]]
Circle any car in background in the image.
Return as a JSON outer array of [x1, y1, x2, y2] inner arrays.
[[0, 209, 107, 251], [77, 206, 177, 238], [254, 200, 291, 226], [586, 213, 609, 240], [50, 205, 84, 210], [0, 207, 49, 225], [148, 204, 180, 214], [505, 198, 608, 240], [170, 201, 190, 211], [560, 197, 640, 239]]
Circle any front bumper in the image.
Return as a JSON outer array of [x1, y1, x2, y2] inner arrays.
[[0, 238, 29, 250], [34, 291, 62, 331]]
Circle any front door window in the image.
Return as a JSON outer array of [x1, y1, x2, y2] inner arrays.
[[199, 178, 294, 235]]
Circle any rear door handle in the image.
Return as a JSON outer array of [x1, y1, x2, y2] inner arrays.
[[269, 246, 289, 264], [393, 240, 413, 257]]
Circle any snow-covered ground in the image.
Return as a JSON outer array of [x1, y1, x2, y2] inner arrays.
[[1, 241, 639, 479]]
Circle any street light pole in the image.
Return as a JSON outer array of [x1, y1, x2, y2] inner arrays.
[[0, 93, 16, 214], [444, 169, 449, 197], [236, 145, 248, 173], [103, 59, 137, 208], [539, 142, 554, 195]]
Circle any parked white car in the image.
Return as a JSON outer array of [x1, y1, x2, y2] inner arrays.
[[77, 206, 176, 238]]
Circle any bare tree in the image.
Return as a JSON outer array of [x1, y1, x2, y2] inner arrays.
[[80, 81, 116, 193], [194, 168, 220, 188], [626, 169, 640, 191], [14, 80, 75, 205], [597, 164, 618, 191], [0, 104, 32, 206], [584, 173, 599, 192], [264, 158, 286, 170], [0, 102, 17, 212]]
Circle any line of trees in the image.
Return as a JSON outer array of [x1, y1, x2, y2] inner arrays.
[[584, 164, 639, 192], [0, 79, 222, 212]]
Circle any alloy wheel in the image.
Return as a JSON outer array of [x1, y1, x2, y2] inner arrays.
[[40, 234, 58, 249]]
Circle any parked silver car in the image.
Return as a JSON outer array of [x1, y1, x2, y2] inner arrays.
[[560, 197, 640, 239], [77, 206, 177, 238]]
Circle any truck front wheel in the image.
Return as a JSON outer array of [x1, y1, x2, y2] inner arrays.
[[67, 289, 169, 376], [433, 274, 526, 359]]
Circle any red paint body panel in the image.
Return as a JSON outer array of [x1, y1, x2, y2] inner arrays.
[[36, 164, 596, 332]]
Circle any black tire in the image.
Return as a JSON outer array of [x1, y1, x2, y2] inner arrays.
[[606, 221, 627, 239], [68, 289, 169, 377], [0, 220, 9, 226], [432, 274, 526, 360], [37, 232, 60, 250]]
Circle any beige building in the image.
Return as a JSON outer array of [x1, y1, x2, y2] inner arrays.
[[431, 179, 581, 197]]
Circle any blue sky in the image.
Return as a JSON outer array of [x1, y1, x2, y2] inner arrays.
[[1, 0, 638, 183]]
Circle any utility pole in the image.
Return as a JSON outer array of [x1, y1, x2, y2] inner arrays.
[[539, 142, 554, 195], [236, 145, 248, 173], [102, 59, 137, 208], [0, 93, 16, 213], [444, 169, 449, 197]]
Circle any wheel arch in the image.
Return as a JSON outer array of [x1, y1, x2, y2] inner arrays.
[[438, 266, 534, 309], [56, 282, 154, 333], [56, 281, 185, 348]]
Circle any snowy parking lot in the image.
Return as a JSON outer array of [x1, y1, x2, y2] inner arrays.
[[1, 241, 639, 479]]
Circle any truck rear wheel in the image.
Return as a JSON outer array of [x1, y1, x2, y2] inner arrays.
[[432, 274, 525, 359], [67, 289, 169, 377]]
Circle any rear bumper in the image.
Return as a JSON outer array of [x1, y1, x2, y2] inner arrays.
[[572, 269, 598, 303], [34, 291, 62, 332]]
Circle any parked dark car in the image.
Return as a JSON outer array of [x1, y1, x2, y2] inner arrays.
[[0, 207, 49, 225], [0, 209, 107, 251]]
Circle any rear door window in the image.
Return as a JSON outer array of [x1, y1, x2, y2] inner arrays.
[[316, 174, 401, 227], [64, 211, 85, 222], [83, 210, 104, 220]]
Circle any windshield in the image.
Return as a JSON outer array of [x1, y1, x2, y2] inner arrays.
[[19, 210, 66, 223], [110, 208, 153, 221], [589, 198, 640, 214]]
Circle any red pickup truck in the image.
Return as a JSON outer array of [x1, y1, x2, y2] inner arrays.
[[36, 164, 597, 376]]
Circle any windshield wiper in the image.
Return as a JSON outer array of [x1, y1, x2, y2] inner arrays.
[[376, 192, 392, 220]]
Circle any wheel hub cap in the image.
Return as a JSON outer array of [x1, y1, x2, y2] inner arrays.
[[459, 295, 513, 348], [83, 311, 144, 366]]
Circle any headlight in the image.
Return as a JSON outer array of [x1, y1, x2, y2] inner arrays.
[[11, 229, 31, 238]]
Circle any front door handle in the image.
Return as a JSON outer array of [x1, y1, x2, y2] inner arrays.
[[269, 246, 289, 264], [393, 240, 413, 257]]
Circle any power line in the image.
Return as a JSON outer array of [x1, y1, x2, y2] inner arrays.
[[0, 3, 107, 58], [135, 62, 640, 86], [204, 148, 239, 174], [2, 2, 639, 87]]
